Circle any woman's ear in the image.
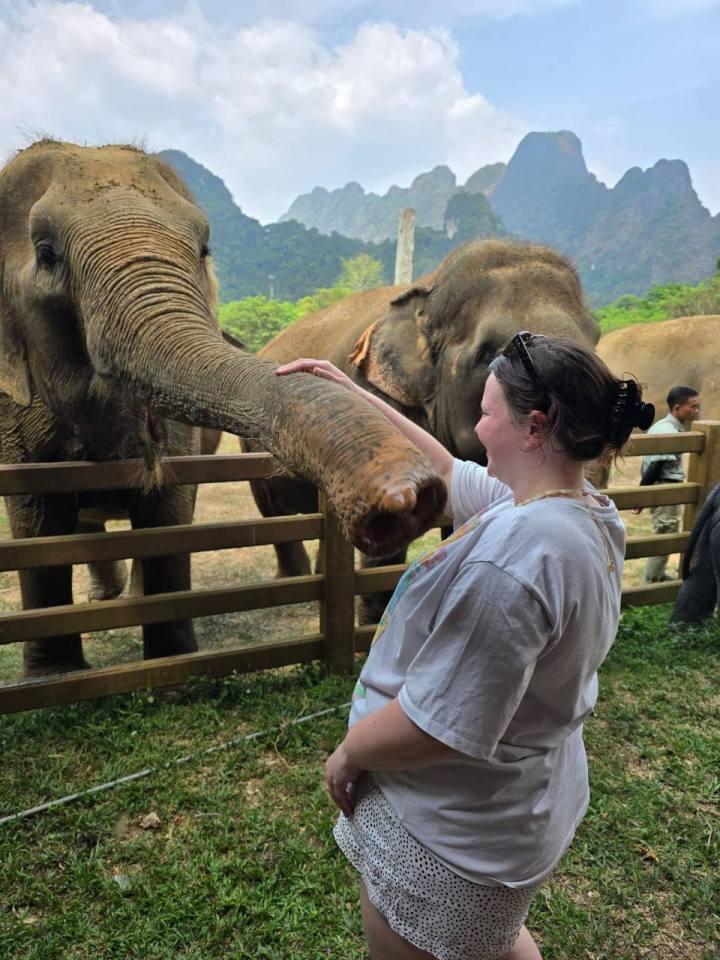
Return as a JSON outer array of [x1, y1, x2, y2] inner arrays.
[[526, 410, 548, 446]]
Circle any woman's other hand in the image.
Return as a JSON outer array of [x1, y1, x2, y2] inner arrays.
[[275, 358, 357, 392], [326, 742, 364, 817]]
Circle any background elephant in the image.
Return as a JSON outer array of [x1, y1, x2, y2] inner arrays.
[[671, 481, 720, 624], [0, 140, 444, 676], [251, 238, 600, 622], [597, 316, 720, 420]]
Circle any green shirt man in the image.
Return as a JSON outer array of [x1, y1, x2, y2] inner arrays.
[[638, 386, 701, 582]]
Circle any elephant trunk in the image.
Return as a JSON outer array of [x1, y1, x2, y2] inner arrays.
[[74, 215, 446, 555]]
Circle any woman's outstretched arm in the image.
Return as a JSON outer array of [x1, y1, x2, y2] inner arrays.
[[275, 358, 455, 496]]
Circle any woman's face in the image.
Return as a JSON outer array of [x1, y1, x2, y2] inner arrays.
[[473, 373, 529, 484]]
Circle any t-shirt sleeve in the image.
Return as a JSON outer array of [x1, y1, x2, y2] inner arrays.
[[450, 458, 511, 524], [398, 561, 552, 760]]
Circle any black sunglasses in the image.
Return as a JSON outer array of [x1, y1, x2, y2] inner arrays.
[[500, 330, 545, 386]]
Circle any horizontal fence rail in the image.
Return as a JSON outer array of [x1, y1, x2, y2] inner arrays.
[[1, 421, 719, 714], [0, 453, 277, 496], [1, 515, 324, 571]]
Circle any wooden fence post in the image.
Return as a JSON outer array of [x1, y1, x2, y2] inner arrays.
[[318, 492, 356, 674], [684, 420, 720, 531]]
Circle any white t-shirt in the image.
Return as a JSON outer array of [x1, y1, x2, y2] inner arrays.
[[348, 458, 625, 888]]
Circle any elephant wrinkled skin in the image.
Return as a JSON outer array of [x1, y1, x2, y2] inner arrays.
[[597, 316, 720, 419], [0, 141, 445, 676], [251, 239, 600, 622]]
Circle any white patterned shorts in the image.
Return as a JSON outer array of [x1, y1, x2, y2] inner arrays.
[[333, 774, 540, 960]]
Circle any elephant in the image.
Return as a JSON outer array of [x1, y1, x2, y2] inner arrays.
[[597, 316, 720, 420], [0, 140, 445, 677], [671, 481, 720, 624], [249, 238, 600, 623]]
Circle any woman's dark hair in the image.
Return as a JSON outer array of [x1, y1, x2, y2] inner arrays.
[[489, 334, 655, 461]]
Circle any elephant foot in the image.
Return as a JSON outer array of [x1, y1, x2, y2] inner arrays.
[[143, 622, 198, 660], [86, 559, 128, 602], [88, 584, 125, 601], [23, 657, 92, 679], [23, 637, 91, 678]]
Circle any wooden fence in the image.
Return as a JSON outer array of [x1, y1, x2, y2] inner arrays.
[[1, 420, 719, 714]]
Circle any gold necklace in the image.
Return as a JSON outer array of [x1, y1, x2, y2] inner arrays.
[[516, 487, 617, 573], [515, 488, 586, 507]]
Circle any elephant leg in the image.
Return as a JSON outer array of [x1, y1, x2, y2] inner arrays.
[[6, 493, 88, 676], [77, 519, 129, 601], [128, 486, 198, 660], [672, 513, 720, 624], [358, 549, 408, 626], [713, 521, 720, 621], [248, 476, 314, 578], [128, 558, 144, 597], [671, 562, 717, 624]]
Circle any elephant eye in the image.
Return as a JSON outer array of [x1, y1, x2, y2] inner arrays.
[[200, 243, 211, 259], [474, 343, 496, 366], [35, 241, 60, 267]]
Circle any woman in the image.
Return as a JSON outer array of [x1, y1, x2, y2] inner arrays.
[[276, 333, 653, 960]]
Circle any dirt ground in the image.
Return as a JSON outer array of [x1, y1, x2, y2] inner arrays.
[[0, 436, 682, 682]]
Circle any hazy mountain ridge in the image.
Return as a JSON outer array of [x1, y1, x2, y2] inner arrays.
[[278, 131, 720, 302], [280, 162, 506, 243], [157, 149, 506, 301]]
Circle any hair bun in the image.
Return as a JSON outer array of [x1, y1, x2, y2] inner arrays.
[[633, 401, 655, 431], [611, 379, 654, 435]]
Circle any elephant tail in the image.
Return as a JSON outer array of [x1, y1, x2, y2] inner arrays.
[[682, 481, 720, 579]]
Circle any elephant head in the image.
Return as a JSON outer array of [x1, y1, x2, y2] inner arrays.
[[0, 140, 445, 553], [350, 239, 600, 462]]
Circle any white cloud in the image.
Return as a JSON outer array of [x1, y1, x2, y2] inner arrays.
[[0, 3, 527, 221]]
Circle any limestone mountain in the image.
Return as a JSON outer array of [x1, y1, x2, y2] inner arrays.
[[280, 131, 720, 303], [157, 150, 506, 301], [156, 150, 393, 302], [490, 131, 720, 301], [280, 163, 505, 243]]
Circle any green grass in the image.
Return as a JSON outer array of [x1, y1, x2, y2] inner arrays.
[[1, 607, 718, 959]]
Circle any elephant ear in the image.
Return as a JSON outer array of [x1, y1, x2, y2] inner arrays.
[[348, 284, 435, 408], [0, 303, 32, 407]]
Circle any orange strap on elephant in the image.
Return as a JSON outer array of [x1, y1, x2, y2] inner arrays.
[[348, 320, 416, 407]]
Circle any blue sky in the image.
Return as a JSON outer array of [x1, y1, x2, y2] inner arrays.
[[0, 0, 717, 222]]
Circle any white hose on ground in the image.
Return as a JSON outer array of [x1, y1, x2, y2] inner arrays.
[[0, 702, 351, 827]]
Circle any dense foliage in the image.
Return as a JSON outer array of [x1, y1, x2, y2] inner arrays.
[[596, 268, 720, 334], [218, 255, 384, 351]]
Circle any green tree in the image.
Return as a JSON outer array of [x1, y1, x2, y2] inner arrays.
[[595, 275, 720, 334], [336, 254, 384, 292], [218, 296, 299, 352]]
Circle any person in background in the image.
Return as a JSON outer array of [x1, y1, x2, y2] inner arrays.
[[276, 333, 653, 960], [636, 386, 701, 582]]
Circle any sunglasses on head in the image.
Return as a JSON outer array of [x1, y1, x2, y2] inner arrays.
[[500, 330, 545, 386]]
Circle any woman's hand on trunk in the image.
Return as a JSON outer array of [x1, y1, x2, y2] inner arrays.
[[275, 358, 358, 393]]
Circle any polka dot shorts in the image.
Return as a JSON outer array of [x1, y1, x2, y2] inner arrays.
[[333, 774, 540, 960]]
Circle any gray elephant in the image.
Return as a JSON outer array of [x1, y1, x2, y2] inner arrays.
[[0, 140, 445, 676], [671, 482, 720, 624], [252, 239, 600, 622]]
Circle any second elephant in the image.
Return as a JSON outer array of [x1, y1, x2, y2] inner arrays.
[[251, 239, 600, 622]]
